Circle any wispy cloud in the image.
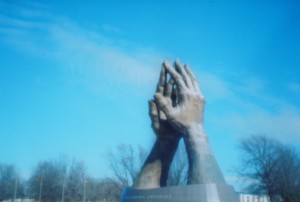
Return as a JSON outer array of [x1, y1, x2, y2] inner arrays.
[[287, 82, 300, 95], [0, 1, 164, 99], [222, 107, 300, 142], [1, 1, 300, 143], [198, 71, 234, 102], [234, 76, 269, 96], [206, 73, 300, 142]]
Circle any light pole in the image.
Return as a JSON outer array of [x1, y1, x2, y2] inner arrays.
[[83, 176, 86, 202], [13, 177, 18, 202], [61, 174, 66, 202], [39, 175, 43, 202]]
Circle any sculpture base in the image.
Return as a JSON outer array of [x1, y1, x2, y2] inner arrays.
[[120, 183, 239, 202]]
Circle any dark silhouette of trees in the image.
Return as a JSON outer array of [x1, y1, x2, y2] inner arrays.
[[0, 142, 186, 202], [85, 178, 122, 201], [26, 156, 123, 202], [0, 163, 25, 201], [107, 142, 188, 188], [107, 144, 147, 188], [236, 135, 300, 202], [64, 160, 86, 202], [28, 158, 67, 202]]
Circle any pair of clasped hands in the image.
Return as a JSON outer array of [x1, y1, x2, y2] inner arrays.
[[149, 59, 205, 141], [133, 59, 220, 189]]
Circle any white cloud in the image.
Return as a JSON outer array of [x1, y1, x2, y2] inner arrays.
[[198, 71, 234, 102], [235, 76, 269, 96], [0, 2, 164, 99], [48, 22, 163, 98], [211, 77, 300, 142], [224, 108, 300, 141], [199, 70, 300, 142], [0, 14, 47, 29]]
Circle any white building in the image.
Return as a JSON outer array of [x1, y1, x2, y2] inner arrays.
[[240, 194, 270, 202]]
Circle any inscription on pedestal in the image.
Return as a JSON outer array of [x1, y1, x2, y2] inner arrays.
[[120, 183, 239, 202]]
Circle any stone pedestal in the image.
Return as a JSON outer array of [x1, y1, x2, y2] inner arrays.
[[120, 183, 239, 202]]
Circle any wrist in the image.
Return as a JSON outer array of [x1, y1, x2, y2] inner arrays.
[[136, 136, 180, 188], [156, 135, 181, 152], [183, 123, 207, 140], [156, 131, 181, 143]]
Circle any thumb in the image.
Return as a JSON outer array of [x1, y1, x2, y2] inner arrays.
[[154, 93, 171, 117], [148, 100, 159, 131]]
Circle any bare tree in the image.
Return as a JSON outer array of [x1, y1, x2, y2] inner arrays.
[[79, 177, 122, 202], [65, 159, 86, 202], [28, 158, 67, 202], [85, 177, 101, 202], [275, 145, 300, 202], [107, 143, 188, 188], [0, 164, 24, 201], [99, 178, 122, 201], [107, 144, 147, 188], [236, 135, 300, 202]]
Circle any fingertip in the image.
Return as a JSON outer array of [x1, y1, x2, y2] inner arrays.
[[163, 59, 167, 66], [184, 64, 195, 78], [174, 59, 183, 73], [184, 64, 192, 73], [163, 60, 172, 68]]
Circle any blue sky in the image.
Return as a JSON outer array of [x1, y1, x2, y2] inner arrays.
[[1, 0, 300, 190]]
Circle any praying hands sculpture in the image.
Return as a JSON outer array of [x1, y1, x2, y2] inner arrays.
[[133, 60, 225, 189]]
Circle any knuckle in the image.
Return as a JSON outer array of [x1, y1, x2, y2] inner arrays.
[[195, 94, 205, 101]]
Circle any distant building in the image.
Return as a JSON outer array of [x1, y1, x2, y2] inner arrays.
[[239, 194, 270, 202]]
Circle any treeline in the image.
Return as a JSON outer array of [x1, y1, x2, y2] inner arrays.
[[0, 144, 188, 202], [236, 135, 300, 202], [1, 135, 300, 202], [0, 158, 122, 202]]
